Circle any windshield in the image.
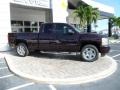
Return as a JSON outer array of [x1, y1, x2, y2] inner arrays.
[[74, 27, 82, 33], [70, 25, 82, 33]]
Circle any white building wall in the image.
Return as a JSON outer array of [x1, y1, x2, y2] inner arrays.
[[67, 9, 80, 24], [0, 0, 11, 51], [10, 0, 50, 9], [51, 0, 68, 23], [10, 6, 46, 22]]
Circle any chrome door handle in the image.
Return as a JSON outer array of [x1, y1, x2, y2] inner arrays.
[[50, 40, 60, 44]]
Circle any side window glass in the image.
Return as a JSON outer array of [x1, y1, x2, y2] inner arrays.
[[55, 24, 75, 34], [63, 24, 75, 34], [55, 24, 64, 34], [44, 24, 53, 33], [63, 26, 68, 34]]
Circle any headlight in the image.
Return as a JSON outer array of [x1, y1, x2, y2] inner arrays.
[[102, 38, 109, 46]]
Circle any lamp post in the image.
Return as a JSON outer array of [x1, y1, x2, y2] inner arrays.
[[108, 18, 112, 37]]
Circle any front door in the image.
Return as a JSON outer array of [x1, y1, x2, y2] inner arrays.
[[55, 23, 80, 52]]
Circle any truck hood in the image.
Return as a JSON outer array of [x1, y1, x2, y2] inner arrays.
[[79, 33, 102, 40]]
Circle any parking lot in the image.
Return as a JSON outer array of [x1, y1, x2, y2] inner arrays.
[[0, 43, 120, 90], [0, 58, 59, 90]]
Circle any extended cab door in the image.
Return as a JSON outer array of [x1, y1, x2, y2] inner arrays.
[[55, 23, 80, 52], [38, 23, 57, 51]]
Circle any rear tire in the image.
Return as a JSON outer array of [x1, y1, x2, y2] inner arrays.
[[80, 45, 99, 62], [16, 43, 29, 57]]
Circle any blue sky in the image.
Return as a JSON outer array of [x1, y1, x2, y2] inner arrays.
[[92, 0, 120, 31]]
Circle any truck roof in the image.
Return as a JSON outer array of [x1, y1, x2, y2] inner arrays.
[[42, 23, 68, 25]]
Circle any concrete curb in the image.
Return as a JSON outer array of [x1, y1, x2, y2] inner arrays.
[[4, 54, 117, 85]]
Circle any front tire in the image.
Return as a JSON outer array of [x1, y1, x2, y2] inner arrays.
[[80, 45, 99, 62], [16, 43, 29, 57]]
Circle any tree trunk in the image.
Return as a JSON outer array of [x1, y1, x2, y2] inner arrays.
[[87, 24, 91, 33]]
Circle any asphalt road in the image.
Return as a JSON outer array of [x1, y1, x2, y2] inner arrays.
[[0, 43, 120, 90]]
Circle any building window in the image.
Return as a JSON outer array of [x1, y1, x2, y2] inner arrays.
[[11, 20, 43, 33], [11, 21, 24, 32]]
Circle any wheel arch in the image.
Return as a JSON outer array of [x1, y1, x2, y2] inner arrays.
[[80, 41, 100, 52], [15, 39, 28, 48]]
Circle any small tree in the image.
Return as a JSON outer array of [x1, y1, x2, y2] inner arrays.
[[116, 17, 120, 28], [111, 16, 120, 33], [74, 4, 100, 32], [110, 16, 120, 38]]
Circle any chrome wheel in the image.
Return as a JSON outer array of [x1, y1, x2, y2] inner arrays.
[[16, 43, 29, 57], [17, 45, 26, 56], [81, 45, 99, 62], [82, 48, 96, 61]]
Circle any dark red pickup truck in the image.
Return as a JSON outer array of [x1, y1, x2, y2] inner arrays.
[[8, 23, 110, 62]]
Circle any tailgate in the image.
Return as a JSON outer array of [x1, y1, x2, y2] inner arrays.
[[8, 33, 17, 47]]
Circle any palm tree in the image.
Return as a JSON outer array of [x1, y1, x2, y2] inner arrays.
[[110, 16, 120, 37], [74, 4, 100, 32], [74, 5, 86, 29], [85, 6, 100, 32], [110, 16, 120, 31], [110, 16, 117, 27], [116, 17, 120, 28]]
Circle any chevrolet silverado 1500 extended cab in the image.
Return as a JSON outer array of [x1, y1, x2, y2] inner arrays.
[[8, 23, 110, 62]]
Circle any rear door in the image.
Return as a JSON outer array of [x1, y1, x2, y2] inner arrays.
[[38, 24, 57, 51], [55, 23, 80, 52], [25, 33, 39, 51]]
